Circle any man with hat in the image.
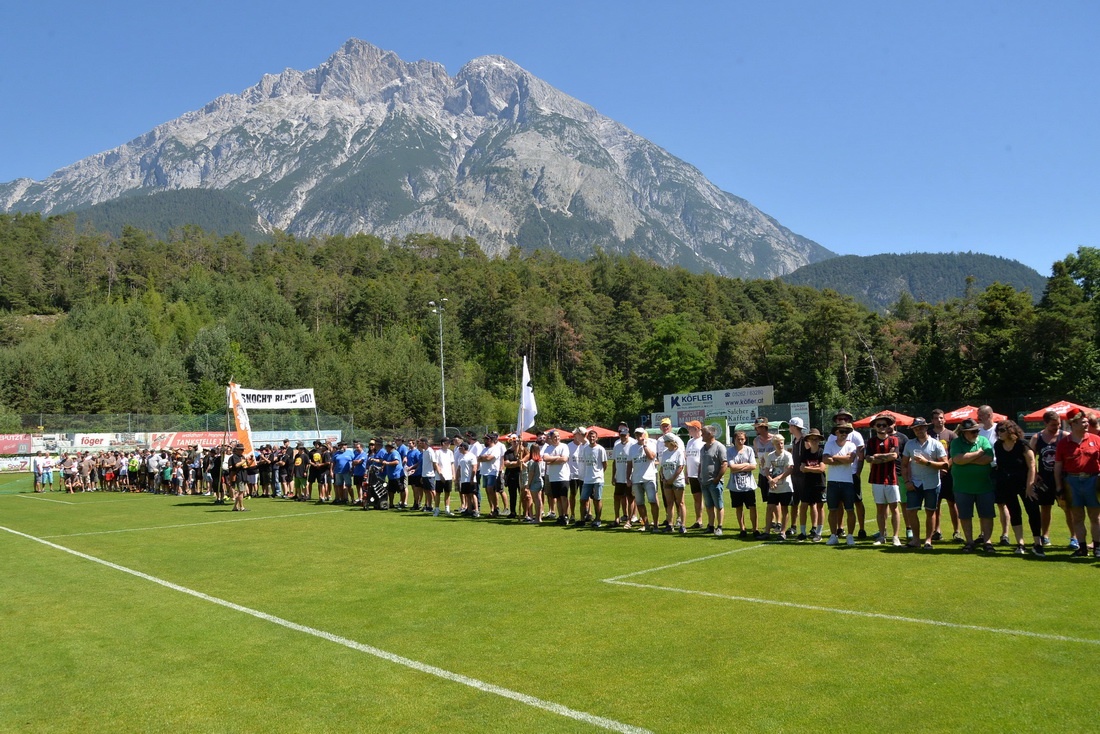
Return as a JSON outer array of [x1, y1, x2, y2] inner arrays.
[[796, 428, 827, 541], [823, 422, 859, 545], [566, 427, 587, 523], [902, 418, 949, 548], [629, 427, 660, 531], [657, 418, 685, 530], [866, 413, 903, 546], [611, 423, 636, 526], [227, 443, 250, 512], [950, 418, 996, 551], [831, 409, 868, 539], [787, 417, 806, 537], [478, 432, 508, 517], [543, 429, 572, 524], [752, 417, 774, 511]]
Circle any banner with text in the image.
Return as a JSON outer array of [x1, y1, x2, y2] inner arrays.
[[235, 387, 317, 410], [663, 387, 774, 414]]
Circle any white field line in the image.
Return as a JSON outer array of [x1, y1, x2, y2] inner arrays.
[[0, 524, 652, 734], [603, 543, 772, 582], [39, 510, 344, 538], [16, 494, 77, 505], [604, 580, 1100, 646]]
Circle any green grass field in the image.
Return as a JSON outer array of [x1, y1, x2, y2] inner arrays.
[[2, 473, 1098, 733]]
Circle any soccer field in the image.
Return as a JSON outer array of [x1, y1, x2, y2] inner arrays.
[[2, 484, 1098, 733]]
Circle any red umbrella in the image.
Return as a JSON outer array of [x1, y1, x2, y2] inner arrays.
[[943, 405, 1007, 424], [853, 410, 915, 428], [1021, 400, 1091, 422], [586, 425, 619, 438]]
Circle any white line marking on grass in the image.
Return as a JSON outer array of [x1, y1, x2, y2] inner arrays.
[[0, 524, 652, 734], [605, 580, 1100, 647], [603, 543, 772, 582], [16, 494, 77, 505], [39, 510, 344, 538]]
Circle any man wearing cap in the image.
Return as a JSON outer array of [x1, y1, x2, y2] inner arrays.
[[752, 417, 774, 512], [698, 424, 728, 536], [657, 418, 685, 529], [797, 428, 827, 541], [1054, 407, 1100, 559], [566, 428, 587, 523], [950, 418, 996, 552], [227, 444, 250, 512], [823, 422, 859, 545], [628, 427, 660, 531], [832, 409, 868, 539], [683, 420, 705, 529], [543, 430, 572, 524], [611, 424, 636, 526], [578, 429, 608, 528], [902, 418, 949, 548], [787, 417, 806, 537], [331, 441, 355, 505], [866, 414, 903, 546]]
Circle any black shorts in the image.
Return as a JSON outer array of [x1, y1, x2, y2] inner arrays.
[[386, 477, 402, 494], [436, 479, 452, 493], [409, 476, 423, 489], [852, 472, 863, 502], [460, 481, 478, 495], [688, 477, 701, 493], [569, 478, 583, 492], [1034, 475, 1057, 506], [767, 492, 793, 507], [550, 480, 569, 499], [614, 482, 632, 497], [729, 490, 756, 508], [799, 482, 826, 504], [939, 472, 955, 502]]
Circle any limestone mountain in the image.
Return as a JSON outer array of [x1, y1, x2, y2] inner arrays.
[[0, 39, 833, 278]]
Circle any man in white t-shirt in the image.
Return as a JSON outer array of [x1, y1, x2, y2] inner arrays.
[[683, 420, 705, 529], [456, 442, 480, 517], [628, 427, 659, 531], [611, 425, 636, 526], [543, 430, 572, 524], [577, 429, 608, 528], [434, 436, 456, 516], [977, 404, 1008, 544], [824, 422, 860, 546], [418, 438, 437, 513], [657, 418, 685, 529], [477, 433, 507, 517], [832, 409, 868, 539], [566, 428, 586, 523]]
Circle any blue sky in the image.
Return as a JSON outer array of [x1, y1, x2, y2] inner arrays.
[[2, 0, 1095, 276]]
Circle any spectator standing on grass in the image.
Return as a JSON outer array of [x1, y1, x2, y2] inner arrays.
[[659, 433, 686, 533], [657, 418, 685, 528], [797, 429, 827, 542], [501, 436, 523, 521], [1029, 411, 1073, 549], [698, 424, 728, 536], [331, 442, 354, 505], [227, 444, 250, 512], [629, 427, 660, 532], [436, 436, 456, 516], [993, 420, 1041, 556], [823, 423, 859, 546], [726, 431, 758, 536], [901, 418, 949, 549], [31, 452, 45, 493], [567, 428, 586, 524], [763, 434, 794, 540], [524, 442, 544, 523], [1054, 408, 1100, 559], [579, 429, 608, 528], [786, 417, 806, 537], [544, 430, 572, 525], [457, 442, 480, 518], [928, 409, 960, 541], [752, 417, 773, 513], [950, 419, 996, 553], [830, 409, 868, 540], [866, 414, 903, 547], [976, 404, 1010, 545], [611, 425, 635, 527], [350, 441, 367, 505], [478, 433, 508, 518], [417, 437, 438, 514], [683, 420, 705, 530], [405, 439, 422, 510]]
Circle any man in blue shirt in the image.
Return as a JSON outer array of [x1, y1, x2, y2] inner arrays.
[[331, 442, 355, 505], [382, 440, 402, 510], [351, 441, 368, 506], [404, 441, 421, 511]]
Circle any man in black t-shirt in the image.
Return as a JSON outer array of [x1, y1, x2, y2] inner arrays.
[[208, 446, 226, 505], [227, 444, 249, 512], [797, 429, 827, 542]]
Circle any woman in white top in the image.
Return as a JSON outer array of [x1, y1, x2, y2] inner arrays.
[[660, 435, 687, 534], [763, 435, 795, 540]]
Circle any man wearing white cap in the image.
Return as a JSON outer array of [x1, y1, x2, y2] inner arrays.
[[657, 417, 685, 529], [566, 427, 586, 524], [628, 427, 660, 531]]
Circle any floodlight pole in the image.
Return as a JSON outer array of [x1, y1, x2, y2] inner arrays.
[[429, 299, 448, 440]]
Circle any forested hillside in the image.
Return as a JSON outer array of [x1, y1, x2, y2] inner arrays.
[[0, 212, 1096, 429], [70, 189, 268, 243], [782, 252, 1048, 311]]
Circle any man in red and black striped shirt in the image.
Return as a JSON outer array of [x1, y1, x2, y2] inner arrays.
[[866, 414, 902, 547]]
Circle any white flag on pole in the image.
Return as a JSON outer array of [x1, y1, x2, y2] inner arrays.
[[516, 356, 537, 434]]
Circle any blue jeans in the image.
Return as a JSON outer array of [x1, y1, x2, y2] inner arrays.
[[955, 490, 996, 519], [906, 482, 940, 512], [701, 480, 724, 509]]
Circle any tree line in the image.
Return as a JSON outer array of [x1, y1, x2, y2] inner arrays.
[[0, 212, 1095, 429]]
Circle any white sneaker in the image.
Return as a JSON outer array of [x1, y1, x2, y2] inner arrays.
[[826, 535, 839, 546], [892, 536, 902, 547], [444, 509, 455, 516], [873, 538, 884, 546], [847, 535, 856, 546]]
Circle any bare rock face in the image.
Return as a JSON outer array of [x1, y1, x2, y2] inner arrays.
[[0, 39, 833, 277]]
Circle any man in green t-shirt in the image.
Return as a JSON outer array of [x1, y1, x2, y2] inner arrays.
[[949, 418, 995, 551]]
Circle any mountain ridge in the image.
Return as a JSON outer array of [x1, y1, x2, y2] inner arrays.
[[1, 39, 833, 278]]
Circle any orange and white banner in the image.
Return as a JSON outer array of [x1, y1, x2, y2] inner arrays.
[[227, 383, 254, 456]]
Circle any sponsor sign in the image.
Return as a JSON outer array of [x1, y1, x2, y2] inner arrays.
[[663, 387, 775, 414], [0, 457, 33, 473], [706, 401, 811, 430], [0, 433, 33, 454], [149, 432, 239, 450]]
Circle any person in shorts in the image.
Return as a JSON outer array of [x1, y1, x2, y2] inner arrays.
[[698, 424, 728, 536], [1054, 407, 1100, 559], [902, 418, 949, 548], [611, 425, 636, 526], [524, 442, 544, 523], [762, 434, 794, 540], [628, 427, 660, 531], [578, 429, 608, 528], [659, 434, 686, 533], [823, 423, 859, 546], [950, 419, 996, 552], [928, 409, 960, 541], [543, 430, 572, 524], [797, 429, 827, 541], [866, 413, 903, 547], [683, 420, 705, 529], [456, 442, 480, 517], [1029, 410, 1072, 549], [726, 430, 758, 536]]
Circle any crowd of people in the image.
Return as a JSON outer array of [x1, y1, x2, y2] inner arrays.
[[24, 404, 1100, 558]]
